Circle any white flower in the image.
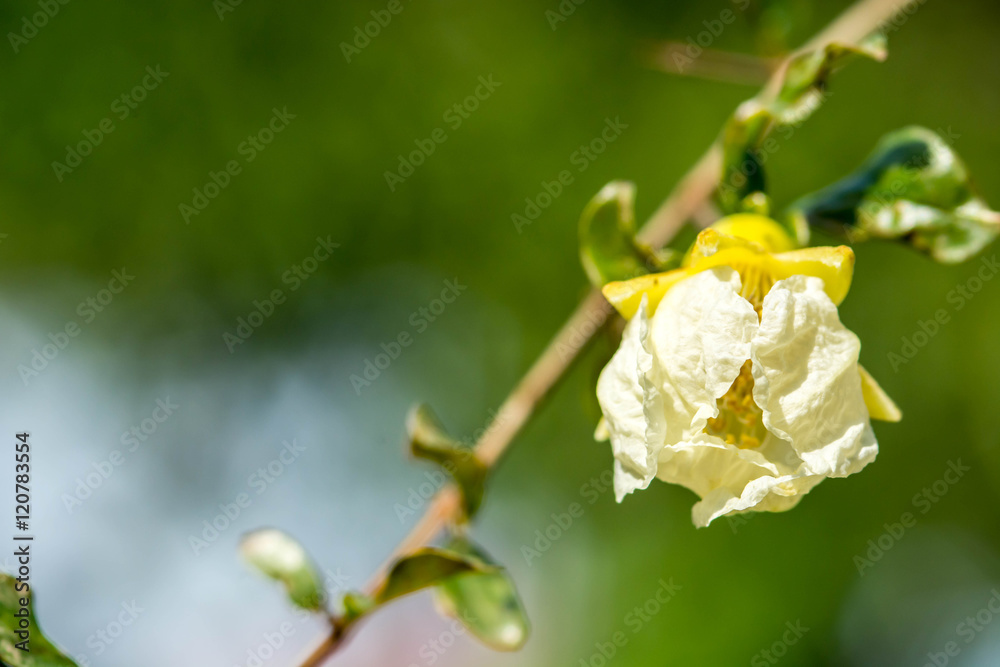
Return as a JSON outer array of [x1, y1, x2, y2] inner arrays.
[[596, 215, 899, 527]]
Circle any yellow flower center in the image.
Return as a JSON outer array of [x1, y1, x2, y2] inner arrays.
[[697, 218, 783, 447], [704, 361, 768, 449], [729, 258, 776, 315]]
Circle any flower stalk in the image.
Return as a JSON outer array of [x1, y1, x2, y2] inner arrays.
[[297, 0, 921, 663]]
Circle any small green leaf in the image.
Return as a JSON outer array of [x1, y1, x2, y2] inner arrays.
[[719, 101, 772, 212], [433, 538, 530, 651], [740, 191, 772, 217], [374, 547, 496, 606], [776, 33, 887, 116], [341, 591, 375, 623], [719, 33, 887, 213], [407, 404, 488, 519], [579, 181, 674, 287], [0, 573, 78, 667], [240, 529, 325, 612], [786, 126, 1000, 263]]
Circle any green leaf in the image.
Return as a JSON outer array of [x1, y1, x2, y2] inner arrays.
[[0, 573, 78, 667], [775, 33, 887, 117], [341, 591, 375, 623], [786, 126, 1000, 263], [374, 547, 496, 606], [578, 181, 674, 287], [719, 33, 887, 214], [407, 404, 488, 519], [240, 529, 325, 612], [433, 538, 530, 651], [719, 101, 773, 212]]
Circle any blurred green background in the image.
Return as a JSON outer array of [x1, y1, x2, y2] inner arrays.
[[2, 0, 1000, 665]]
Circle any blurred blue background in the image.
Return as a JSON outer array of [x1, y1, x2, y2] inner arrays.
[[2, 0, 1000, 665]]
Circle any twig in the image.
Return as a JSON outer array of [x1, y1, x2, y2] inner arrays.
[[644, 43, 778, 86], [297, 0, 916, 663]]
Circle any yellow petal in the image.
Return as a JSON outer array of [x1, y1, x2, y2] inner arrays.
[[601, 268, 690, 319], [685, 227, 766, 266], [707, 214, 795, 253], [594, 417, 610, 442], [859, 365, 902, 422], [769, 246, 855, 305]]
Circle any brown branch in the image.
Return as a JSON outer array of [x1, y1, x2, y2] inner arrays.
[[296, 0, 918, 663], [644, 43, 779, 86]]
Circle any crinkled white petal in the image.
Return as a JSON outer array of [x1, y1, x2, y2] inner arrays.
[[693, 470, 825, 528], [598, 268, 880, 525], [656, 433, 777, 498], [656, 432, 819, 527], [750, 275, 878, 478], [649, 267, 759, 441], [596, 297, 666, 502]]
